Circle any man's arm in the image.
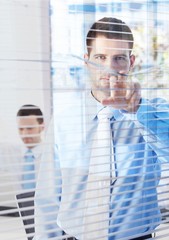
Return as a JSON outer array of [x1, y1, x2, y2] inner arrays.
[[101, 78, 169, 162], [137, 98, 169, 142], [136, 97, 169, 164], [124, 97, 169, 163]]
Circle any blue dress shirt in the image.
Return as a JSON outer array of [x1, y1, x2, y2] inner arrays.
[[34, 93, 169, 240]]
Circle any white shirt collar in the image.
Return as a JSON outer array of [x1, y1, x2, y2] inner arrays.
[[85, 90, 104, 122], [23, 143, 43, 159]]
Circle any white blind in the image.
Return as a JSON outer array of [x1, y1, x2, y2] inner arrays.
[[1, 0, 169, 240]]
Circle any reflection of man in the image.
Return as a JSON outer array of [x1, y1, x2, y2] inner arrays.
[[0, 104, 44, 191], [0, 104, 44, 219], [17, 104, 44, 190], [34, 17, 169, 240]]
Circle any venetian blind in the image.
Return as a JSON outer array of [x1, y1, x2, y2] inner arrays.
[[0, 0, 169, 240]]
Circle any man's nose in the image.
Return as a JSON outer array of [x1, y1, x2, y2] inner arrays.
[[104, 59, 118, 76], [21, 128, 29, 136]]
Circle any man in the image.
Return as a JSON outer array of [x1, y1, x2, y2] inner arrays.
[[15, 104, 45, 240], [34, 17, 169, 240], [0, 104, 44, 192], [0, 104, 44, 237], [16, 104, 44, 190]]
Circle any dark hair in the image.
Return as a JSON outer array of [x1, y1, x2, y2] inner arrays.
[[17, 104, 43, 124], [86, 17, 134, 55]]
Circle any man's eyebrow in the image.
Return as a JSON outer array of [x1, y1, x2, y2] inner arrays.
[[113, 53, 128, 57], [93, 53, 107, 57], [93, 53, 128, 58]]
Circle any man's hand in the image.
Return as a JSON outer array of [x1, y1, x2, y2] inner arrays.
[[101, 73, 141, 113]]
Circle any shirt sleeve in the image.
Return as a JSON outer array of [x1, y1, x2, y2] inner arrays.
[[121, 98, 169, 163], [134, 98, 169, 163], [137, 98, 169, 143]]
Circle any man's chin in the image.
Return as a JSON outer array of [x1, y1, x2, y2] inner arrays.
[[101, 89, 110, 97], [92, 88, 110, 102], [96, 92, 110, 103], [23, 139, 33, 145]]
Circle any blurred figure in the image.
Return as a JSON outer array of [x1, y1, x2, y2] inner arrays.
[[16, 104, 44, 190], [0, 104, 44, 225], [16, 105, 44, 240]]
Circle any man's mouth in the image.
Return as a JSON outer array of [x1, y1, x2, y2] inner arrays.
[[100, 77, 110, 82]]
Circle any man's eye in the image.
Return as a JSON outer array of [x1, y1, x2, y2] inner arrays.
[[95, 55, 106, 60], [114, 56, 127, 61]]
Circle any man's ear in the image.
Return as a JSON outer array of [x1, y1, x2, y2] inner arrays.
[[84, 53, 89, 65], [130, 54, 135, 69], [39, 122, 45, 133]]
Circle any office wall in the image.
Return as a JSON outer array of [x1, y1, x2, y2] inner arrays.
[[0, 0, 51, 143]]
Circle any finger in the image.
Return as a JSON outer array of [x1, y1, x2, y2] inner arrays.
[[112, 73, 127, 101], [126, 82, 135, 100], [126, 81, 141, 100], [109, 75, 118, 98], [127, 82, 141, 112]]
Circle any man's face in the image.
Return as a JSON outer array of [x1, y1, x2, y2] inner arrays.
[[84, 35, 135, 102], [17, 115, 44, 148]]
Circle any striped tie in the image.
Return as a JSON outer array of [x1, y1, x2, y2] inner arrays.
[[22, 149, 36, 190]]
